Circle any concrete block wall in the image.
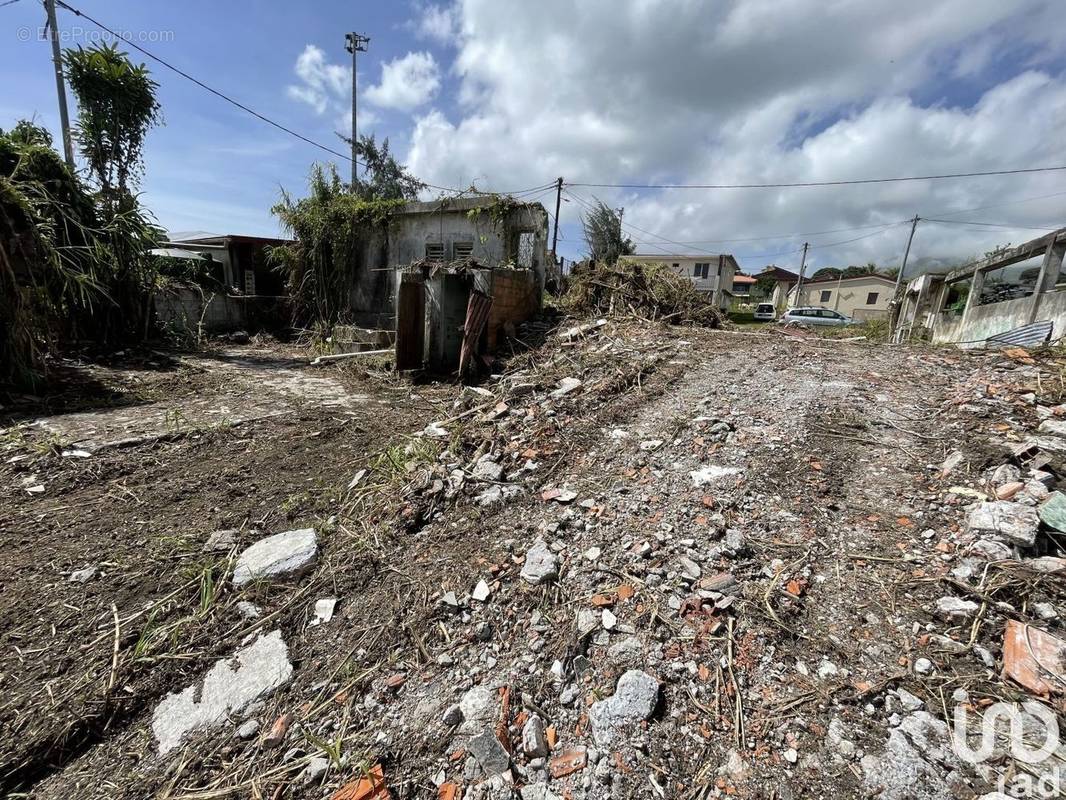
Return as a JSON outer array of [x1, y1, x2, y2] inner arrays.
[[485, 270, 538, 350]]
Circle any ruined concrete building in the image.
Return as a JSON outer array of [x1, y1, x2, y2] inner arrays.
[[895, 226, 1066, 346], [364, 196, 551, 372]]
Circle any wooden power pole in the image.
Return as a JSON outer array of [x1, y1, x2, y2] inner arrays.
[[550, 177, 563, 261], [793, 242, 810, 306]]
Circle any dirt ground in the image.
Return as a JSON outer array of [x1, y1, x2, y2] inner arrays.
[[2, 322, 1064, 799]]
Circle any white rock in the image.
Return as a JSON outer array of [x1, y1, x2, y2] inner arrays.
[[151, 630, 293, 755], [203, 529, 237, 552], [914, 657, 933, 674], [472, 460, 504, 482], [551, 378, 583, 398], [588, 670, 659, 746], [896, 688, 924, 712], [521, 540, 559, 585], [690, 465, 741, 487], [310, 597, 337, 626], [232, 528, 318, 587], [522, 714, 549, 758], [472, 579, 492, 602], [584, 546, 602, 562], [1033, 601, 1058, 620], [966, 502, 1038, 547], [302, 756, 329, 784], [68, 566, 97, 583], [458, 685, 496, 735], [934, 596, 979, 621], [601, 609, 617, 630]]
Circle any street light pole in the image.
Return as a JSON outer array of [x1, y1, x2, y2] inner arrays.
[[344, 32, 369, 191]]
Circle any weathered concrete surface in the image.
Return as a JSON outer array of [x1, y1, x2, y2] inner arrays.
[[232, 528, 318, 586], [151, 630, 293, 755], [27, 349, 375, 453]]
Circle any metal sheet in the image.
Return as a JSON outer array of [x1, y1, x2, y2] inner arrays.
[[987, 320, 1053, 348], [459, 290, 492, 377]]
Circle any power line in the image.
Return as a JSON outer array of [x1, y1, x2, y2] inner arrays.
[[565, 164, 1066, 191], [50, 1, 547, 198], [1, 0, 25, 8], [922, 218, 1060, 231], [922, 189, 1066, 221]]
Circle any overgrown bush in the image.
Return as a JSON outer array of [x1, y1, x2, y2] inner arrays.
[[270, 164, 404, 326], [0, 122, 159, 388]]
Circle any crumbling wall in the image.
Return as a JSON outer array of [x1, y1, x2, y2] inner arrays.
[[348, 229, 393, 328], [479, 269, 538, 350]]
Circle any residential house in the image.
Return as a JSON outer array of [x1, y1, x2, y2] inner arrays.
[[152, 231, 293, 334], [731, 273, 756, 304], [618, 253, 737, 310], [164, 231, 290, 297], [757, 265, 799, 311], [789, 273, 895, 321]]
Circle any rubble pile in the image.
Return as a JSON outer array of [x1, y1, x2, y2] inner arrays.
[[22, 323, 1066, 800], [564, 260, 725, 327]]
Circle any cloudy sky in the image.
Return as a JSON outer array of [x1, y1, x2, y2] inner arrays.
[[3, 0, 1065, 275]]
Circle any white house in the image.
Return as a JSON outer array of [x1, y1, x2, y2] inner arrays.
[[788, 273, 896, 321], [619, 253, 737, 309]]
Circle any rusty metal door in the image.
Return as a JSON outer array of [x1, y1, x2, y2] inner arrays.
[[395, 278, 425, 371]]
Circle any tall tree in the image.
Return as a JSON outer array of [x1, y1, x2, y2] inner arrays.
[[64, 43, 161, 205], [64, 43, 162, 339], [581, 198, 633, 265], [338, 133, 425, 200]]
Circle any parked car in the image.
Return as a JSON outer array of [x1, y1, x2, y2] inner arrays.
[[779, 307, 855, 327], [753, 302, 776, 321]]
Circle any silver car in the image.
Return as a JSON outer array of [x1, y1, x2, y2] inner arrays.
[[779, 307, 855, 327]]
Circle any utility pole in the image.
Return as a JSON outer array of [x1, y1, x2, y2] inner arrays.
[[793, 242, 809, 307], [550, 177, 563, 262], [889, 215, 920, 338], [344, 32, 369, 190], [44, 0, 75, 170]]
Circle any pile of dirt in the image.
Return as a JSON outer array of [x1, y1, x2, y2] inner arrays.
[[564, 260, 725, 327]]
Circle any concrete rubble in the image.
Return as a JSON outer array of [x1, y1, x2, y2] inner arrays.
[[231, 528, 318, 586], [151, 630, 293, 755]]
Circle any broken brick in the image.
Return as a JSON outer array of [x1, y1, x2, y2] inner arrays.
[[332, 764, 390, 800], [550, 748, 588, 778]]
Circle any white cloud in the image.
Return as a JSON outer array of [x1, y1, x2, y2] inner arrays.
[[405, 0, 1064, 269], [414, 2, 460, 44], [285, 44, 378, 135], [365, 51, 441, 111], [287, 45, 350, 115]]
